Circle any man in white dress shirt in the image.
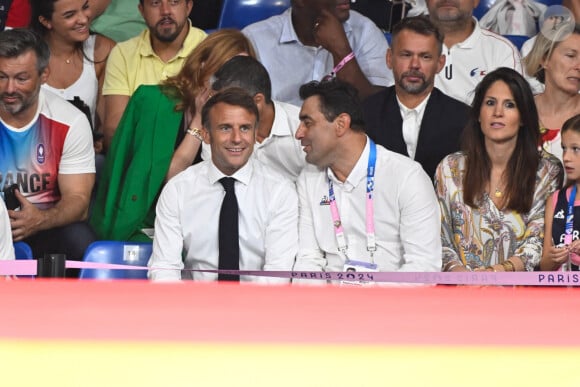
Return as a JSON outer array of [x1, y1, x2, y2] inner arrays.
[[148, 88, 298, 282], [293, 79, 441, 283], [242, 0, 393, 106], [208, 55, 306, 182]]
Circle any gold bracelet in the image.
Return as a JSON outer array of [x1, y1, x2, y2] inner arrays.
[[186, 127, 203, 142], [502, 260, 515, 272], [444, 261, 462, 272]]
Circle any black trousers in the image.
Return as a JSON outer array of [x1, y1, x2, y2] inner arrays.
[[23, 221, 97, 278]]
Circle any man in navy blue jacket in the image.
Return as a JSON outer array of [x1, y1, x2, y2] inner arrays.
[[363, 16, 469, 181]]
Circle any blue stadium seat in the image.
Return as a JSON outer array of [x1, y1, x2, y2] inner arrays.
[[384, 31, 392, 45], [218, 0, 290, 30], [79, 241, 152, 280], [13, 242, 33, 260], [534, 0, 562, 6], [503, 34, 529, 50], [473, 0, 496, 20]]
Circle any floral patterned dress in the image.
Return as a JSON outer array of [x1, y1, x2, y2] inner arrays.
[[435, 151, 562, 271]]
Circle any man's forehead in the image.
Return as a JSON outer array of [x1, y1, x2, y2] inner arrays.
[[392, 31, 439, 50], [210, 103, 256, 121], [0, 51, 38, 71], [300, 96, 322, 116]]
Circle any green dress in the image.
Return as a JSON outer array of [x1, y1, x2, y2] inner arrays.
[[90, 85, 183, 241]]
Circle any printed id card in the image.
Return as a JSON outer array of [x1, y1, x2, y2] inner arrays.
[[340, 259, 378, 286]]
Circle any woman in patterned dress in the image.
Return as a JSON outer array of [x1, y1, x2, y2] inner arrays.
[[435, 68, 563, 272]]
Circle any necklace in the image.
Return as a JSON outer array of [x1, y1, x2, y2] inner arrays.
[[494, 187, 503, 198], [64, 51, 76, 64]]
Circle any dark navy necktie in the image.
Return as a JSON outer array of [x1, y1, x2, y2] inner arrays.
[[218, 177, 240, 281]]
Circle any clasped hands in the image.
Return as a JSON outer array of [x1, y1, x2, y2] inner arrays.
[[546, 241, 580, 267]]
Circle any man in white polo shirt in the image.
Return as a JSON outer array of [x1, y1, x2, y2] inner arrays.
[[427, 0, 524, 105]]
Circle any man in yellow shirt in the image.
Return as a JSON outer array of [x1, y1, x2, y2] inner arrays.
[[102, 0, 206, 148]]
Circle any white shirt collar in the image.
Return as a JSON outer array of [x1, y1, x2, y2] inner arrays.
[[443, 17, 480, 51], [208, 157, 254, 186], [395, 93, 430, 159], [443, 16, 481, 52], [460, 17, 482, 48], [395, 92, 430, 118], [269, 100, 294, 138], [327, 136, 370, 191]]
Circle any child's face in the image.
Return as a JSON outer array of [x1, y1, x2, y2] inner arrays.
[[562, 130, 580, 180]]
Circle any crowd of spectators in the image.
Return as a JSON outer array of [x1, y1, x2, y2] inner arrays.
[[0, 0, 578, 283]]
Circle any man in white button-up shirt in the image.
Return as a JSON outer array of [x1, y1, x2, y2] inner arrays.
[[242, 0, 393, 107], [148, 88, 298, 282], [205, 55, 306, 182], [293, 79, 441, 283]]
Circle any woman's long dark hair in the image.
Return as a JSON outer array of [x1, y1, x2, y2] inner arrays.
[[29, 0, 92, 62], [462, 67, 540, 213]]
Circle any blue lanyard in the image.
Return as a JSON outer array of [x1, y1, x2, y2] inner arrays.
[[565, 185, 577, 245], [328, 139, 377, 257]]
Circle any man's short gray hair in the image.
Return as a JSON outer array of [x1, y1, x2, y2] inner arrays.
[[0, 29, 50, 74]]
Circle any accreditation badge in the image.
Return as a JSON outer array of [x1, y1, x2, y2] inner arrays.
[[340, 259, 378, 287]]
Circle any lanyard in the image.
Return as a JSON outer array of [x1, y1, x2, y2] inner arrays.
[[328, 139, 377, 258], [564, 185, 577, 245]]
